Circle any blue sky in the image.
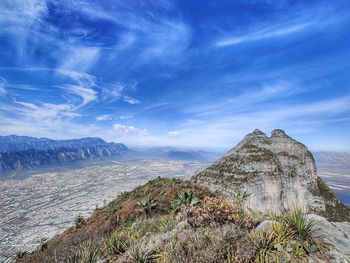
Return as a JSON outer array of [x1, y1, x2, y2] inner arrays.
[[0, 0, 349, 151]]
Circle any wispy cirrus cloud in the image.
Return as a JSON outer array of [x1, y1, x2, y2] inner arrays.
[[216, 21, 313, 47], [215, 5, 338, 47], [0, 77, 6, 95], [123, 96, 141, 105]]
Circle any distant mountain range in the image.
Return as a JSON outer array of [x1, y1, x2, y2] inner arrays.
[[138, 146, 220, 162], [0, 135, 128, 175], [313, 151, 350, 171]]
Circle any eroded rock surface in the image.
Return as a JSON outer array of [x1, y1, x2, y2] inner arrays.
[[192, 129, 350, 221]]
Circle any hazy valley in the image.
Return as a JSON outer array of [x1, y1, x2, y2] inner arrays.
[[0, 157, 208, 262], [0, 148, 349, 261]]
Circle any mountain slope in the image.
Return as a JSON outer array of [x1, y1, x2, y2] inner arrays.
[[192, 129, 350, 221], [0, 135, 109, 152], [16, 178, 350, 263], [0, 136, 128, 174]]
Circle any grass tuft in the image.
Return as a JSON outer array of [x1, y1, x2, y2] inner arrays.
[[287, 207, 315, 240]]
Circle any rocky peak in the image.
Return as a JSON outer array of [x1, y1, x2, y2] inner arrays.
[[253, 129, 266, 136], [271, 129, 288, 137], [192, 129, 350, 221]]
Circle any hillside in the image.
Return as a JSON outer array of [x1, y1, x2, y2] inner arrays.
[[15, 130, 350, 262], [15, 177, 350, 263]]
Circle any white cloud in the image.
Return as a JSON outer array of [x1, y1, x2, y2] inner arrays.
[[214, 6, 338, 48], [216, 22, 313, 47], [123, 95, 141, 105], [119, 115, 133, 120], [59, 47, 100, 72], [64, 85, 97, 106], [0, 77, 6, 95], [59, 70, 98, 107], [168, 131, 180, 136], [101, 83, 124, 102], [113, 124, 147, 137], [96, 114, 113, 121]]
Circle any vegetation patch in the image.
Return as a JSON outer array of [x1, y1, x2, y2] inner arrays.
[[16, 177, 330, 263]]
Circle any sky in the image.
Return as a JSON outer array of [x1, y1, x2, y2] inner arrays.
[[0, 0, 349, 151]]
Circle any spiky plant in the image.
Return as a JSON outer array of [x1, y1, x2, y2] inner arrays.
[[158, 217, 175, 233], [104, 232, 125, 255], [74, 214, 85, 228], [79, 247, 99, 263], [287, 207, 315, 240], [15, 250, 27, 259], [127, 243, 156, 263], [250, 222, 293, 262], [137, 197, 157, 218], [232, 191, 251, 204], [171, 191, 200, 212]]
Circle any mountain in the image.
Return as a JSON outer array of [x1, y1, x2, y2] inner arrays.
[[313, 151, 350, 171], [140, 146, 220, 162], [192, 129, 350, 221], [15, 130, 350, 262], [0, 136, 128, 174], [0, 135, 108, 152]]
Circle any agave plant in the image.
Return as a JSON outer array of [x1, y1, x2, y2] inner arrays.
[[232, 190, 251, 204], [172, 191, 200, 212], [127, 243, 156, 263], [137, 197, 157, 218], [104, 232, 125, 255], [79, 247, 100, 263], [74, 214, 85, 228], [287, 207, 315, 240]]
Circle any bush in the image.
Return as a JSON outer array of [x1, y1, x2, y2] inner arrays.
[[78, 246, 99, 263], [287, 207, 315, 240], [74, 214, 85, 228], [103, 232, 125, 255], [171, 191, 200, 212], [179, 196, 253, 228], [15, 250, 27, 259], [158, 216, 175, 233], [232, 190, 251, 204], [137, 197, 157, 218], [250, 222, 294, 261], [127, 243, 156, 263]]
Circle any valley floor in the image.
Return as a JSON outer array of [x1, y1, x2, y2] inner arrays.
[[0, 158, 208, 262], [0, 160, 349, 262]]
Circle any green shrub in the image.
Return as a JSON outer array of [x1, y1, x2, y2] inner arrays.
[[79, 246, 99, 263], [137, 197, 157, 218], [171, 191, 200, 212], [15, 250, 27, 259], [250, 222, 293, 261], [158, 216, 175, 233], [74, 214, 85, 228], [104, 232, 125, 255], [127, 243, 156, 263], [232, 190, 251, 203], [287, 207, 315, 240]]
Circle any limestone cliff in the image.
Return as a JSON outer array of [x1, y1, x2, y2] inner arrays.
[[192, 129, 350, 221]]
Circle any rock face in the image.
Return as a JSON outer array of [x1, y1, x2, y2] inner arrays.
[[0, 136, 128, 175], [192, 129, 350, 221]]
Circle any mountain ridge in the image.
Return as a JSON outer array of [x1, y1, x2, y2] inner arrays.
[[0, 135, 128, 174]]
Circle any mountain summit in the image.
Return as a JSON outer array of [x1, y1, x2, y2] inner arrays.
[[193, 129, 350, 221]]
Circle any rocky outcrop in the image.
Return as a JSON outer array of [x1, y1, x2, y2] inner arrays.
[[192, 129, 350, 221]]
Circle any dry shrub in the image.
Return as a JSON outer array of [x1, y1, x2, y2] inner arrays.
[[157, 225, 255, 263], [118, 200, 141, 223], [178, 196, 253, 228]]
